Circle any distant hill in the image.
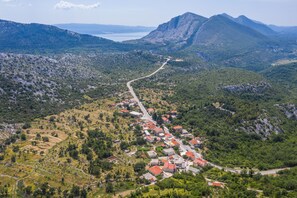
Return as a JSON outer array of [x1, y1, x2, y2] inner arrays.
[[226, 14, 276, 36], [55, 23, 155, 35], [139, 12, 270, 50], [268, 25, 297, 35], [134, 12, 295, 70], [0, 19, 123, 52]]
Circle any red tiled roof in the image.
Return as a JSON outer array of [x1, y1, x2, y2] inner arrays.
[[148, 166, 163, 176], [147, 108, 155, 113], [163, 162, 176, 170], [189, 139, 199, 145], [120, 109, 130, 113], [154, 127, 164, 133], [171, 139, 180, 147], [212, 182, 223, 187], [146, 136, 153, 141], [194, 158, 208, 167], [186, 151, 195, 160], [165, 133, 172, 138], [145, 121, 156, 130], [173, 125, 183, 130]]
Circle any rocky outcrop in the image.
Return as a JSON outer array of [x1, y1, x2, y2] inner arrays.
[[223, 81, 271, 94], [240, 114, 283, 139], [276, 104, 297, 120]]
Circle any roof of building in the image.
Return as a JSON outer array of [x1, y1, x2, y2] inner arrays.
[[142, 172, 157, 181], [146, 136, 153, 141], [163, 148, 175, 154], [148, 166, 163, 176], [147, 108, 155, 112], [154, 127, 164, 133], [147, 150, 157, 156], [189, 139, 199, 145], [188, 167, 200, 174], [173, 125, 183, 130], [162, 117, 169, 122], [130, 111, 142, 116], [171, 139, 180, 146], [194, 158, 208, 165], [212, 182, 223, 187], [163, 162, 176, 170], [186, 151, 195, 160]]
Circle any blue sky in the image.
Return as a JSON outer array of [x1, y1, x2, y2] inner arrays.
[[0, 0, 296, 26]]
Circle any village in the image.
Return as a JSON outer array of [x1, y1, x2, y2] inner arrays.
[[114, 98, 224, 188]]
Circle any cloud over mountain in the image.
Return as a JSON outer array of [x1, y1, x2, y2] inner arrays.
[[54, 1, 100, 10]]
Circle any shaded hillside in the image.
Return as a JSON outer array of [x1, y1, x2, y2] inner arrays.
[[0, 19, 125, 52], [230, 15, 276, 36]]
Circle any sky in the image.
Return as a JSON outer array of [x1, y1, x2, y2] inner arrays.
[[0, 0, 297, 27]]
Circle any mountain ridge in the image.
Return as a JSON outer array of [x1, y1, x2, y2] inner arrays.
[[0, 19, 123, 52]]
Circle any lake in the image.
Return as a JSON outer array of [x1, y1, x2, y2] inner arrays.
[[95, 32, 150, 42]]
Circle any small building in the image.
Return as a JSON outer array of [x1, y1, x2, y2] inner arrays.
[[182, 129, 189, 134], [143, 121, 156, 131], [148, 166, 163, 176], [208, 181, 224, 188], [163, 162, 176, 173], [144, 130, 151, 136], [142, 172, 157, 183], [145, 136, 154, 143], [107, 156, 118, 163], [194, 158, 208, 167], [130, 111, 143, 118], [172, 155, 185, 168], [186, 151, 196, 161], [189, 139, 202, 148], [120, 109, 130, 116], [153, 127, 164, 136], [159, 133, 165, 137], [163, 148, 175, 156], [173, 125, 183, 133], [162, 117, 170, 124], [150, 159, 159, 166], [170, 111, 178, 116], [147, 150, 158, 158], [188, 167, 200, 175], [147, 108, 155, 115], [164, 133, 173, 139], [171, 139, 180, 147]]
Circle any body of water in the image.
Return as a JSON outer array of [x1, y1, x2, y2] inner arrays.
[[95, 32, 150, 42]]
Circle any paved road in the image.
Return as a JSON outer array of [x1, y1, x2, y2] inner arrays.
[[126, 58, 292, 176], [127, 58, 170, 123]]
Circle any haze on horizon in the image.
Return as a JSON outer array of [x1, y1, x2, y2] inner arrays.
[[0, 0, 296, 27]]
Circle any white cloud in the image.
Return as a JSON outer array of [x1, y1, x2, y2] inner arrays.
[[2, 0, 14, 2], [54, 1, 100, 10]]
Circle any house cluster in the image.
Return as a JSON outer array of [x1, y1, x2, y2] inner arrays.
[[140, 119, 208, 183]]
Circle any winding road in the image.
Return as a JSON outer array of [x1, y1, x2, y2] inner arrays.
[[126, 58, 291, 176], [127, 58, 170, 123]]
